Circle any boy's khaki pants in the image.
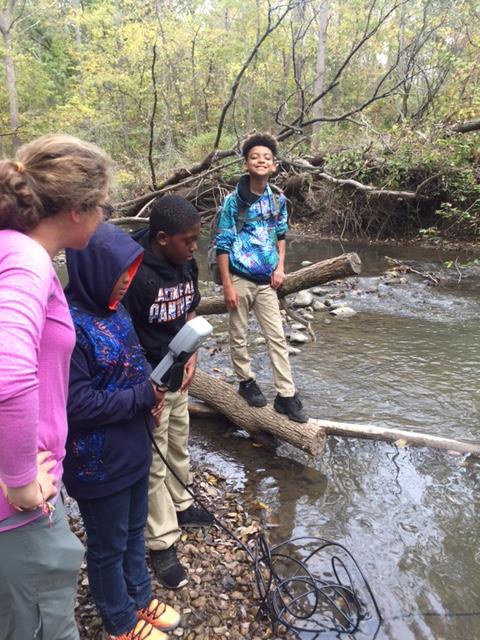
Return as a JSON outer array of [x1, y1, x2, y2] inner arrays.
[[229, 275, 295, 397], [146, 389, 193, 551]]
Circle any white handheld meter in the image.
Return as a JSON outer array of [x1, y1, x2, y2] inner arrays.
[[150, 316, 213, 391]]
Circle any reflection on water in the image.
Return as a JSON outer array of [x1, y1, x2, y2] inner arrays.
[[189, 237, 480, 640]]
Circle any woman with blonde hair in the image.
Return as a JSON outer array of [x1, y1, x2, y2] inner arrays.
[[0, 134, 111, 640]]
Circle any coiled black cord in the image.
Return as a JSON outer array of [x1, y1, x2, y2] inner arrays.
[[146, 423, 382, 638]]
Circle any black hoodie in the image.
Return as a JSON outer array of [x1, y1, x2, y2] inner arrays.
[[123, 228, 201, 368]]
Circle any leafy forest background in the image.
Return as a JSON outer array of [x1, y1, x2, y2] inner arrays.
[[1, 0, 480, 240]]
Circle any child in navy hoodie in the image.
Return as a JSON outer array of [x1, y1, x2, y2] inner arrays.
[[63, 223, 179, 640]]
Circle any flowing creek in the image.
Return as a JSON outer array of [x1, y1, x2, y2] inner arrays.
[[57, 236, 480, 639], [189, 236, 480, 640]]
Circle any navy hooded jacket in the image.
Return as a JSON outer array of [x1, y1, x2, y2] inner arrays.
[[63, 223, 156, 500]]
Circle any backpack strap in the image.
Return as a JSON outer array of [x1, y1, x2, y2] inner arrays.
[[235, 198, 251, 234], [271, 191, 280, 219], [235, 190, 281, 234]]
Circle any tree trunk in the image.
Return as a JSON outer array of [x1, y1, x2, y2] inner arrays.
[[190, 371, 480, 456], [450, 118, 480, 134], [197, 252, 361, 315], [190, 370, 326, 456], [311, 0, 328, 150], [0, 0, 20, 151]]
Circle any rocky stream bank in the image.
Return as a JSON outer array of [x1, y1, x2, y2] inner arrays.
[[70, 464, 296, 640]]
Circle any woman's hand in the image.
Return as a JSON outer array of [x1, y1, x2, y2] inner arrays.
[[4, 451, 57, 510], [36, 451, 58, 501]]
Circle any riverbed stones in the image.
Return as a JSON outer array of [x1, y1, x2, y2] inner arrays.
[[330, 306, 357, 318], [288, 331, 309, 343], [251, 336, 266, 346], [312, 300, 328, 311], [293, 290, 313, 307], [301, 260, 313, 266], [71, 466, 298, 640], [310, 286, 329, 295], [287, 346, 302, 355], [290, 322, 307, 331]]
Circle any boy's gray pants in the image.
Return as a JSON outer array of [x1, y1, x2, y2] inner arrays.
[[228, 274, 296, 396], [0, 499, 84, 640]]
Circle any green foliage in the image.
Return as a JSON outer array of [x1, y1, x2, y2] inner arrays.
[[181, 130, 236, 161], [0, 0, 478, 243]]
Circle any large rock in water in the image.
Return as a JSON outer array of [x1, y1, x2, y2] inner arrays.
[[288, 331, 309, 343], [330, 306, 357, 318], [293, 290, 314, 307]]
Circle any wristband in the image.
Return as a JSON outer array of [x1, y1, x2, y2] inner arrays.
[[7, 482, 55, 526]]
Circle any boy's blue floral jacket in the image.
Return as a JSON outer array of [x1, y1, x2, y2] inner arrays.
[[215, 175, 288, 284]]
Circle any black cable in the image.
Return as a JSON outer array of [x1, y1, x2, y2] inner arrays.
[[145, 421, 383, 637]]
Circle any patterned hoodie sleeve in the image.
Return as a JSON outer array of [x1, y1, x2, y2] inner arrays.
[[215, 193, 237, 255], [276, 193, 288, 240]]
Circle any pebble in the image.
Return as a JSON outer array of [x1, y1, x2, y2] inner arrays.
[[290, 322, 306, 331], [312, 301, 327, 311], [301, 260, 313, 266], [287, 346, 301, 355], [330, 306, 357, 317], [288, 331, 309, 344], [310, 286, 329, 295], [293, 290, 313, 307], [251, 336, 266, 346]]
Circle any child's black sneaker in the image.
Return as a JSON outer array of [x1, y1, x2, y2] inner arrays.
[[177, 505, 214, 528], [149, 546, 188, 589], [273, 393, 308, 423], [239, 379, 267, 407]]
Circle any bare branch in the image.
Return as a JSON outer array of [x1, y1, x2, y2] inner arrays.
[[213, 0, 296, 150], [115, 155, 241, 214], [282, 157, 431, 200], [449, 118, 480, 134], [277, 0, 410, 139], [148, 43, 158, 190]]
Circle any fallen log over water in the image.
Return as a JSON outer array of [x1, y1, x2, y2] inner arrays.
[[190, 370, 327, 456], [191, 370, 480, 456], [312, 419, 480, 455], [197, 252, 361, 315]]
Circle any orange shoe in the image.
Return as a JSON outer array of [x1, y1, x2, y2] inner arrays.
[[107, 618, 168, 640], [137, 598, 181, 631]]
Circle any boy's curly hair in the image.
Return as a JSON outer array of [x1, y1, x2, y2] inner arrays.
[[241, 133, 278, 160], [149, 195, 200, 239]]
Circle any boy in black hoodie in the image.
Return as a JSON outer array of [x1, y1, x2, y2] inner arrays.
[[124, 195, 213, 590]]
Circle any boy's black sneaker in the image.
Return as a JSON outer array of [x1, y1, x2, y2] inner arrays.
[[177, 505, 214, 528], [238, 379, 267, 407], [149, 546, 188, 589], [273, 393, 308, 423]]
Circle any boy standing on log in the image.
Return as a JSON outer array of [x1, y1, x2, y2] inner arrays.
[[124, 196, 213, 591], [215, 133, 308, 423]]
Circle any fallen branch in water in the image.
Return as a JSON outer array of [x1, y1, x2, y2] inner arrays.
[[190, 371, 480, 457], [311, 418, 480, 456], [385, 256, 440, 285]]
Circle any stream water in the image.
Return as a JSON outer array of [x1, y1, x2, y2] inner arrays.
[[189, 236, 480, 640]]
